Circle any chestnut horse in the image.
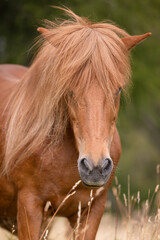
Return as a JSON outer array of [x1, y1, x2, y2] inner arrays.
[[0, 8, 150, 240]]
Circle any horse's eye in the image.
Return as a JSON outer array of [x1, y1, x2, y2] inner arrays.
[[68, 91, 77, 106], [116, 87, 122, 96], [68, 91, 74, 99]]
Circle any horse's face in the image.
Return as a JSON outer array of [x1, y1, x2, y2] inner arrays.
[[68, 82, 121, 187]]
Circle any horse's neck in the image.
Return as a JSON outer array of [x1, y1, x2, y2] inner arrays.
[[54, 123, 78, 158], [61, 124, 78, 156], [40, 124, 78, 167]]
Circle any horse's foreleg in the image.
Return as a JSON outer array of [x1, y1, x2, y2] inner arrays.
[[68, 189, 108, 240], [17, 188, 43, 240]]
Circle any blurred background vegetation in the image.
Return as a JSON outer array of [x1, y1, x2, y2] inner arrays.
[[0, 0, 159, 202]]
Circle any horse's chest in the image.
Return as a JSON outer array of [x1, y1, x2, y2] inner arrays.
[[40, 161, 92, 217], [49, 187, 93, 218]]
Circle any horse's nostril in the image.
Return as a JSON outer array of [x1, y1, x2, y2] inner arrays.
[[101, 158, 113, 174], [80, 158, 93, 172]]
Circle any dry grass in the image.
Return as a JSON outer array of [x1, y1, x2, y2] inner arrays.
[[1, 210, 159, 240], [0, 165, 160, 240]]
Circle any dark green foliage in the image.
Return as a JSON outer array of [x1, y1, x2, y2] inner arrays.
[[0, 0, 159, 199]]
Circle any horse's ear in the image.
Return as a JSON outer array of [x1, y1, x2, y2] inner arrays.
[[37, 27, 52, 43], [122, 32, 151, 51]]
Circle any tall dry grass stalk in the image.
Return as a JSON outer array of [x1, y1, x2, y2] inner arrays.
[[82, 189, 94, 240], [74, 201, 81, 240]]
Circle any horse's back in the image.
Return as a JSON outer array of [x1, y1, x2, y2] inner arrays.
[[0, 64, 28, 83], [0, 64, 28, 110]]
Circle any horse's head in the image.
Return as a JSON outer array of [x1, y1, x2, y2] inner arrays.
[[38, 24, 151, 187]]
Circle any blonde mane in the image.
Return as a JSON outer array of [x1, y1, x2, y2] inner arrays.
[[3, 8, 131, 173]]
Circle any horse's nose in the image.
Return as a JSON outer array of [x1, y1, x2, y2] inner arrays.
[[78, 157, 113, 187]]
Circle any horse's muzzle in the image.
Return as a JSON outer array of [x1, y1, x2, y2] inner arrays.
[[78, 157, 113, 187]]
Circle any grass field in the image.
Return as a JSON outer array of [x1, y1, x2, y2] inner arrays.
[[0, 209, 160, 240]]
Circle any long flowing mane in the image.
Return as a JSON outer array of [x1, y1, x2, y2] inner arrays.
[[3, 8, 131, 174]]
